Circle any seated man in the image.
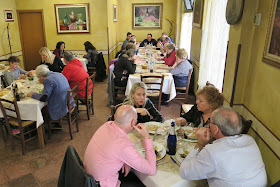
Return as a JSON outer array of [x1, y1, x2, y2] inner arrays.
[[162, 32, 174, 43], [27, 65, 70, 121], [84, 105, 156, 187], [179, 106, 267, 187], [139, 33, 157, 47], [4, 56, 31, 85], [62, 51, 92, 98], [121, 32, 132, 50]]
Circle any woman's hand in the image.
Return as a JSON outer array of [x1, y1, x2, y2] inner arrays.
[[27, 92, 34, 97], [136, 108, 151, 117], [19, 74, 27, 79]]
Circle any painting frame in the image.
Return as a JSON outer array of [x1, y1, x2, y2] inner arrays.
[[4, 10, 14, 22], [113, 4, 117, 22], [54, 3, 90, 34], [132, 3, 163, 30], [192, 0, 204, 28], [263, 0, 280, 69]]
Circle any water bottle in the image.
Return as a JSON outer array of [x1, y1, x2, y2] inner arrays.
[[13, 83, 20, 101], [167, 121, 177, 155], [150, 58, 154, 73]]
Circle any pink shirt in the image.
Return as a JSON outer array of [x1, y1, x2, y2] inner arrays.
[[83, 121, 156, 187]]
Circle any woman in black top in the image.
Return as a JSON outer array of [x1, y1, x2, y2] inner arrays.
[[83, 41, 98, 67], [113, 49, 136, 87], [39, 47, 65, 73], [123, 82, 163, 123]]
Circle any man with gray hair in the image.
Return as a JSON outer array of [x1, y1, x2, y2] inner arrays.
[[27, 65, 70, 121], [180, 106, 267, 187], [62, 51, 92, 98]]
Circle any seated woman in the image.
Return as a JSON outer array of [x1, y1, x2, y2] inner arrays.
[[159, 43, 176, 67], [53, 41, 65, 58], [39, 47, 65, 73], [83, 41, 98, 67], [113, 49, 136, 87], [177, 85, 224, 128], [3, 56, 32, 85], [159, 48, 192, 87]]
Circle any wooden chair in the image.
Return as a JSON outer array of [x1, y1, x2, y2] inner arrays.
[[0, 75, 8, 88], [67, 84, 79, 140], [0, 98, 40, 155], [241, 115, 252, 134], [140, 74, 164, 111], [0, 118, 7, 142], [110, 103, 122, 116], [174, 68, 193, 104], [78, 73, 95, 120], [113, 85, 126, 105]]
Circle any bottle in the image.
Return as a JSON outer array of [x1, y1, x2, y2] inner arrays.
[[13, 83, 20, 101], [167, 121, 177, 155], [150, 58, 154, 73]]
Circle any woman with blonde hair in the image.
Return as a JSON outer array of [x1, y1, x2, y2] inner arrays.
[[123, 82, 162, 123], [39, 47, 65, 73]]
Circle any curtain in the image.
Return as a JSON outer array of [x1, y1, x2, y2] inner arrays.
[[179, 12, 193, 59], [198, 0, 229, 91]]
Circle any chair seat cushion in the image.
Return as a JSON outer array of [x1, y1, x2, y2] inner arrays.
[[146, 92, 160, 97], [181, 104, 194, 113], [9, 119, 35, 127]]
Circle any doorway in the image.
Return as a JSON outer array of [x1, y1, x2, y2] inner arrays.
[[17, 10, 46, 71]]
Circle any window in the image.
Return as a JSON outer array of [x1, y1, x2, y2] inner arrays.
[[179, 12, 193, 60]]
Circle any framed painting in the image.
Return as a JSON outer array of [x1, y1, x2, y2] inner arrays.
[[192, 0, 204, 28], [132, 3, 163, 29], [113, 4, 117, 22], [263, 0, 280, 68], [54, 4, 90, 34], [4, 10, 14, 22]]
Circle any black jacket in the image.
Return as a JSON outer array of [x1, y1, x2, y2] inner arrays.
[[140, 39, 157, 47], [58, 145, 100, 187], [181, 104, 210, 127], [113, 56, 136, 81], [41, 56, 65, 73], [95, 52, 106, 82], [136, 98, 163, 123]]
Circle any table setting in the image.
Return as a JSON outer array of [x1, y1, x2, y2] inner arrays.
[[128, 120, 207, 187]]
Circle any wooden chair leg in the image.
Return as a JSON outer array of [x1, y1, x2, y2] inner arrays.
[[86, 99, 90, 120], [48, 120, 51, 140], [75, 109, 79, 132], [91, 98, 94, 115], [20, 129, 26, 155], [0, 124, 6, 142], [68, 114, 73, 140], [42, 124, 47, 144]]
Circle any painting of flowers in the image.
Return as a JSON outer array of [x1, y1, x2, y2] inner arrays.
[[55, 4, 90, 34], [133, 3, 163, 29]]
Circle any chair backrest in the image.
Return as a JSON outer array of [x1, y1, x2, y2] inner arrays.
[[86, 73, 96, 98], [58, 145, 100, 187], [0, 98, 23, 130], [110, 103, 122, 116], [241, 115, 252, 134], [140, 74, 165, 95], [0, 75, 8, 88], [67, 83, 79, 112]]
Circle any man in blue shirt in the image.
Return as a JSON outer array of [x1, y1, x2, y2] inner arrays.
[[121, 32, 132, 50]]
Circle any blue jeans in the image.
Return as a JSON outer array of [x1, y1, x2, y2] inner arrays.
[[173, 75, 188, 87]]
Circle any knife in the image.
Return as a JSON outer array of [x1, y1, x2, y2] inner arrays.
[[170, 156, 180, 167], [156, 161, 169, 166]]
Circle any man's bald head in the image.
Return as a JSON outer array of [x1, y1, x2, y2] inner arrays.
[[115, 105, 137, 126], [212, 106, 242, 136]]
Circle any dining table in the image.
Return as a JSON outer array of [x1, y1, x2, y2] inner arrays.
[[0, 78, 47, 148], [61, 56, 88, 72], [128, 120, 208, 187], [125, 47, 176, 101]]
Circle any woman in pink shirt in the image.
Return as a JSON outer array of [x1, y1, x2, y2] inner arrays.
[[160, 43, 176, 66]]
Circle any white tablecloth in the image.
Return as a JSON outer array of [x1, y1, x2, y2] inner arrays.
[[61, 58, 88, 72], [125, 74, 176, 101]]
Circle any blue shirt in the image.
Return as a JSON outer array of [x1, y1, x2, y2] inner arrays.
[[32, 71, 70, 120]]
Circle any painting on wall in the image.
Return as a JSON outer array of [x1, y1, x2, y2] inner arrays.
[[132, 3, 163, 29], [113, 4, 117, 22], [263, 0, 280, 68], [4, 10, 14, 22], [192, 0, 204, 28], [54, 4, 90, 34]]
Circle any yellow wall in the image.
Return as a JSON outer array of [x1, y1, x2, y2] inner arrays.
[[0, 0, 23, 67], [118, 0, 177, 44]]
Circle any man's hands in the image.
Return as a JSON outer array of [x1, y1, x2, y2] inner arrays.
[[121, 164, 131, 177], [133, 123, 150, 139], [195, 127, 211, 150]]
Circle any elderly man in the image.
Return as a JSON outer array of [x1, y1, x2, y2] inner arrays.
[[62, 51, 92, 98], [158, 37, 171, 54], [162, 32, 174, 43], [179, 106, 267, 187], [27, 65, 70, 121], [139, 33, 157, 47], [121, 32, 132, 50], [84, 105, 156, 187]]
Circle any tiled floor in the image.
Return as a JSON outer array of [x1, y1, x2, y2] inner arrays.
[[0, 80, 195, 187]]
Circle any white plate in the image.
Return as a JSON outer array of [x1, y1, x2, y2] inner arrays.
[[154, 69, 169, 73], [145, 121, 162, 134], [175, 148, 191, 163], [155, 60, 165, 64], [135, 142, 166, 161]]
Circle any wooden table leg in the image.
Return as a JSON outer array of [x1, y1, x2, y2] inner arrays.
[[37, 125, 45, 148]]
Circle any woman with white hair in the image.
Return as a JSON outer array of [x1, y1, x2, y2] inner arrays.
[[123, 82, 162, 123], [39, 47, 65, 73], [27, 65, 70, 121]]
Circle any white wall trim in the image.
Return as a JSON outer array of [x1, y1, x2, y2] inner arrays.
[[0, 51, 22, 60]]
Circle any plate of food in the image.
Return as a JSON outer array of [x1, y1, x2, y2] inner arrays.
[[155, 60, 165, 64], [175, 126, 198, 142], [145, 121, 162, 134], [16, 80, 25, 83], [153, 142, 166, 161], [175, 148, 191, 163]]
